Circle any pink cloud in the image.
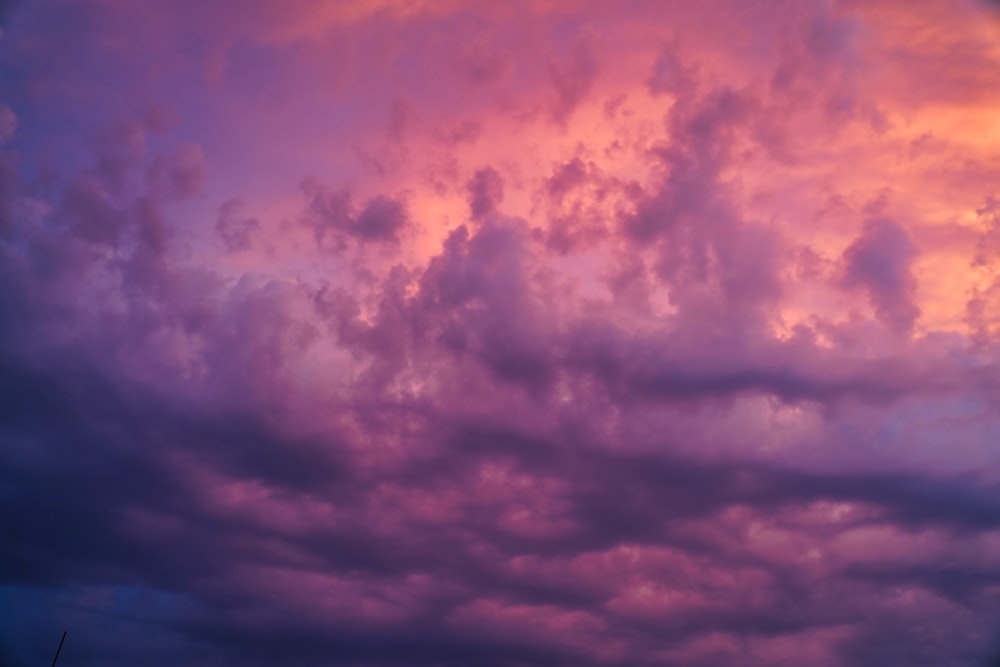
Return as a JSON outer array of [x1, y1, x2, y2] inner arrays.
[[2, 1, 1000, 666]]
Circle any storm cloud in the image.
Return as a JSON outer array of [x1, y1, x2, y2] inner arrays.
[[1, 1, 1000, 666]]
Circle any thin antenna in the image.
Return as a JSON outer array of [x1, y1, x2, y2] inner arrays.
[[50, 631, 67, 667]]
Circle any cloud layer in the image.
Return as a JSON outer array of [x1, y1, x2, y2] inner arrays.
[[2, 1, 1000, 665]]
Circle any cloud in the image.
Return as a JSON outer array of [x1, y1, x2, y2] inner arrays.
[[215, 198, 260, 252], [543, 157, 613, 253], [301, 180, 409, 248], [0, 105, 16, 145], [0, 156, 13, 238], [0, 0, 23, 29], [647, 43, 696, 97], [147, 143, 206, 199], [467, 166, 504, 220], [841, 218, 920, 334], [548, 43, 598, 124], [355, 195, 408, 242], [1, 1, 1000, 665], [59, 178, 128, 245]]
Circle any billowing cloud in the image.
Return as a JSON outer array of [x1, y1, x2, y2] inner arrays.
[[2, 1, 1000, 666], [467, 166, 504, 220], [841, 217, 920, 334], [215, 198, 261, 252]]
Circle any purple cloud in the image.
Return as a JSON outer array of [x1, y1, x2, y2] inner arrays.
[[1, 1, 999, 666], [841, 218, 920, 334]]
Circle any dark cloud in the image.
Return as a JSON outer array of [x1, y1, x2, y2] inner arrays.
[[615, 81, 786, 342], [622, 85, 754, 244], [1, 3, 999, 666], [540, 158, 616, 253], [973, 196, 1000, 267], [4, 314, 995, 665], [302, 179, 409, 247], [841, 217, 920, 334], [356, 195, 408, 242], [546, 157, 591, 201], [770, 1, 861, 122], [146, 142, 206, 199], [647, 43, 696, 97], [90, 119, 151, 196], [0, 0, 23, 29], [842, 561, 1000, 607], [0, 153, 14, 238], [215, 198, 260, 252], [549, 44, 598, 124], [467, 166, 504, 220], [0, 104, 16, 145], [59, 178, 128, 245]]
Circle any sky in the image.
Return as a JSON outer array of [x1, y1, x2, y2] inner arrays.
[[1, 0, 1000, 665]]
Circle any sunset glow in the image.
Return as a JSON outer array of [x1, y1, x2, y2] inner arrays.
[[2, 1, 1000, 665]]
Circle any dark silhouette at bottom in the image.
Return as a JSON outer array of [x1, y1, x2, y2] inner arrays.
[[50, 632, 66, 667]]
